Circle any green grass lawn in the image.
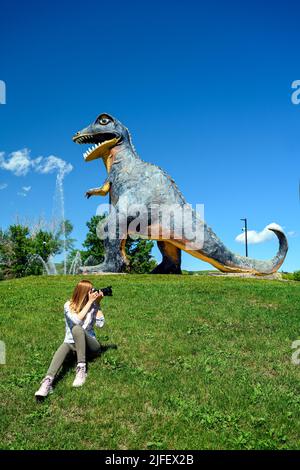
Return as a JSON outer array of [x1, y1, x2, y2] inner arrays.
[[0, 274, 300, 450]]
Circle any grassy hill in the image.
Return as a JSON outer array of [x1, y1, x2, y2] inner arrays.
[[0, 274, 300, 450]]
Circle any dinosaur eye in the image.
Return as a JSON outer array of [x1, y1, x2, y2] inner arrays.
[[98, 116, 110, 125]]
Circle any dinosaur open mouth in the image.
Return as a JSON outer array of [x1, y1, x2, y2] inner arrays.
[[74, 132, 121, 161]]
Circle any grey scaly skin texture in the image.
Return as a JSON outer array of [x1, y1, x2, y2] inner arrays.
[[73, 113, 288, 275]]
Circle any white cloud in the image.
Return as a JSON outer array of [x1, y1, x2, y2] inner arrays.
[[0, 183, 8, 190], [235, 223, 284, 244], [34, 155, 73, 178], [0, 148, 32, 176], [17, 185, 32, 197], [0, 149, 73, 178], [17, 186, 31, 197]]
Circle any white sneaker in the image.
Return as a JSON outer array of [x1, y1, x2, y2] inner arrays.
[[35, 376, 53, 400], [72, 364, 87, 387]]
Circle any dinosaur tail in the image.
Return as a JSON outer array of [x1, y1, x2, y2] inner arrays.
[[196, 224, 288, 275]]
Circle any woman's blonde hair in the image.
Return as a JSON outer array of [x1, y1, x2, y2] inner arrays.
[[70, 279, 93, 313]]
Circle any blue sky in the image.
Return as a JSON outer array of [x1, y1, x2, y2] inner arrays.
[[0, 0, 299, 271]]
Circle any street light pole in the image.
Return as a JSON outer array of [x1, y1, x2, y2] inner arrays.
[[240, 218, 248, 257], [42, 241, 47, 261]]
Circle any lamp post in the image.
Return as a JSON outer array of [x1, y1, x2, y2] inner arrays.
[[240, 218, 248, 257], [42, 241, 47, 262]]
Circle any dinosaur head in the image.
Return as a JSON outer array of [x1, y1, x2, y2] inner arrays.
[[72, 113, 131, 162]]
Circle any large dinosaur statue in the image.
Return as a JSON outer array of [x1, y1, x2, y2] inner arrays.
[[73, 113, 288, 275]]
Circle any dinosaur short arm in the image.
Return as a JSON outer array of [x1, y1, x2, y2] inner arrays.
[[85, 181, 111, 198]]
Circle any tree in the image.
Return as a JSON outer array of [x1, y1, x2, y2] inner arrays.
[[0, 221, 75, 279], [32, 230, 60, 261], [6, 225, 33, 278], [0, 229, 14, 280], [81, 215, 106, 264], [125, 237, 157, 273]]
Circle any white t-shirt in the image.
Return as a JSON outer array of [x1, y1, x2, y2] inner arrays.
[[63, 300, 105, 344]]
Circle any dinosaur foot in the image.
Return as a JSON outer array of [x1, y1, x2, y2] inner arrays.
[[151, 263, 182, 275], [79, 262, 125, 274]]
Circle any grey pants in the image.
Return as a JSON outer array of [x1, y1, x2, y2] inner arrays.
[[47, 325, 101, 378]]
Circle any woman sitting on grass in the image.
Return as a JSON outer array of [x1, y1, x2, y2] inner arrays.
[[35, 279, 105, 400]]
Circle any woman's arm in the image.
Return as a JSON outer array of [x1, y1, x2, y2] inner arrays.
[[77, 290, 101, 320], [76, 298, 94, 321], [65, 291, 100, 325]]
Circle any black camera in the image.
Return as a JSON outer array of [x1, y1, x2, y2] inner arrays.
[[91, 285, 113, 297]]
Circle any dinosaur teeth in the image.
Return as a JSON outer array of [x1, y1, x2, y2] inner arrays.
[[82, 140, 110, 159], [83, 148, 92, 158]]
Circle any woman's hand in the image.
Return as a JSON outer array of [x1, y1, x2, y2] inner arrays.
[[88, 290, 104, 303], [88, 290, 99, 302], [95, 291, 104, 304]]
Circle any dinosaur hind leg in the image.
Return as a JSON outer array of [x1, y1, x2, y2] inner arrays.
[[151, 241, 182, 274]]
